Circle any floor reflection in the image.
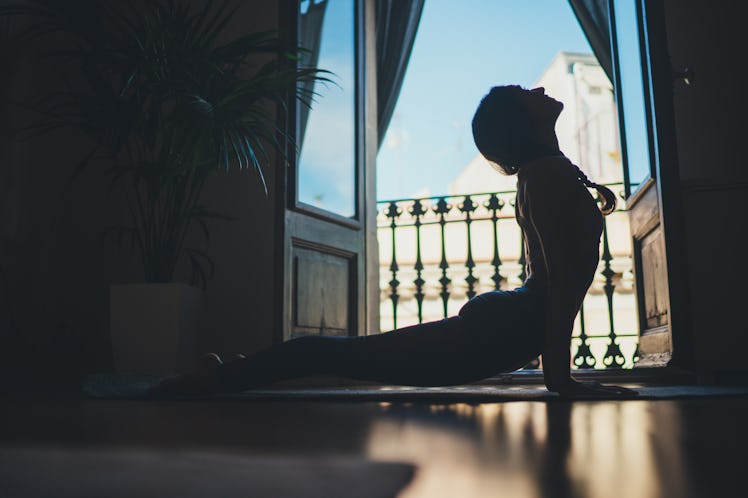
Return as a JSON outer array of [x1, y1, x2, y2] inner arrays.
[[367, 401, 694, 498], [3, 396, 746, 497]]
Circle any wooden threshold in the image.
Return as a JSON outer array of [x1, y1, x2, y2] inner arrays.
[[478, 366, 697, 386]]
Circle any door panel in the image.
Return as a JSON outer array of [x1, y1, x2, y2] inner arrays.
[[297, 0, 357, 217], [627, 179, 672, 364], [282, 209, 365, 341], [293, 245, 354, 337], [610, 0, 674, 365], [278, 0, 374, 342], [639, 229, 668, 330]]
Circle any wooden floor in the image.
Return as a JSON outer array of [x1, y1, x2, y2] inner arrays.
[[2, 393, 747, 497]]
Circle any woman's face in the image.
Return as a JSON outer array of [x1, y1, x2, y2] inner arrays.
[[519, 87, 564, 124]]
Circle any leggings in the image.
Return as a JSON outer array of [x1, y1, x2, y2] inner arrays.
[[216, 283, 546, 391]]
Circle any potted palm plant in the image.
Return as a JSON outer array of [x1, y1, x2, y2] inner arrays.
[[2, 0, 326, 372]]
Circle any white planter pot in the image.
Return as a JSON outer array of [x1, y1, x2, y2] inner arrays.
[[110, 283, 204, 374]]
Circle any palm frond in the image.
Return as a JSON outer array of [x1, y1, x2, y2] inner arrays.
[[1, 0, 331, 287]]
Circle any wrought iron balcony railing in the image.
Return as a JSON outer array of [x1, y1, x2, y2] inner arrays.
[[376, 183, 639, 369]]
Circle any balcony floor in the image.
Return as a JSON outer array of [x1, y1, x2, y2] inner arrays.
[[2, 390, 747, 497]]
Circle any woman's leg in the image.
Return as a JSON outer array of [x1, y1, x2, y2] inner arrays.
[[216, 316, 501, 391]]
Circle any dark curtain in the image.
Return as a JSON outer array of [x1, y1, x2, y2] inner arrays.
[[298, 0, 328, 151], [376, 0, 424, 146], [568, 0, 613, 81]]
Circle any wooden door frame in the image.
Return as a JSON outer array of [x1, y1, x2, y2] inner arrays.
[[609, 0, 694, 368], [641, 0, 693, 368], [362, 0, 380, 336]]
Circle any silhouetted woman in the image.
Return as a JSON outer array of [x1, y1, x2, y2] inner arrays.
[[152, 85, 633, 397]]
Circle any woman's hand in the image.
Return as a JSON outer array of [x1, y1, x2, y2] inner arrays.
[[549, 378, 638, 397]]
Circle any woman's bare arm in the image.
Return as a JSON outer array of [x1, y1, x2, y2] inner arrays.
[[523, 163, 636, 396], [522, 166, 587, 390]]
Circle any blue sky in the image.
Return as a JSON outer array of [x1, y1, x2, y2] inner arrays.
[[377, 0, 593, 201], [298, 0, 356, 216]]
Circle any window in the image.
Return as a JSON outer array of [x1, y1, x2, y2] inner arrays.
[[611, 0, 653, 196], [297, 0, 357, 218]]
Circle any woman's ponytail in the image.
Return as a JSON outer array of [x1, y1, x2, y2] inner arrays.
[[572, 165, 617, 215]]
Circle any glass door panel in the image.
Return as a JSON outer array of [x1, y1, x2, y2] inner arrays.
[[612, 0, 652, 196], [297, 0, 357, 218]]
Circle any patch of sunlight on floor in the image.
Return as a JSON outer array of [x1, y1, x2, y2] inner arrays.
[[366, 401, 685, 498]]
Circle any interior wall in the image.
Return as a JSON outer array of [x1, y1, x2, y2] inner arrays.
[[664, 2, 744, 184], [0, 27, 110, 389], [663, 1, 748, 371], [0, 0, 281, 390], [189, 0, 280, 357]]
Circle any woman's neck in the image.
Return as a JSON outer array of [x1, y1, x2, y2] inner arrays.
[[535, 126, 560, 153], [523, 146, 564, 165]]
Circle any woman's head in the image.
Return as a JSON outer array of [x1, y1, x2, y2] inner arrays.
[[471, 85, 563, 174], [472, 85, 617, 215]]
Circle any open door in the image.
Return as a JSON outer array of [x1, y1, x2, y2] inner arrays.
[[609, 0, 687, 366], [277, 0, 378, 342]]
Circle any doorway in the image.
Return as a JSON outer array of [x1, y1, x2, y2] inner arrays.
[[283, 0, 678, 373], [376, 0, 640, 370]]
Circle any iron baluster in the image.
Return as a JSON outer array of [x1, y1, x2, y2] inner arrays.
[[459, 195, 478, 299], [574, 301, 596, 368], [628, 265, 640, 366], [601, 216, 624, 367], [433, 197, 452, 318], [410, 199, 426, 323], [385, 202, 402, 330], [485, 193, 505, 290], [376, 182, 636, 368]]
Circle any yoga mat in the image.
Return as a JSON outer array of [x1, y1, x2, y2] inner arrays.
[[83, 373, 748, 401], [220, 385, 748, 402], [0, 447, 414, 498]]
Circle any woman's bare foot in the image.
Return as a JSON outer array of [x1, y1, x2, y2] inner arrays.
[[148, 353, 224, 397]]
